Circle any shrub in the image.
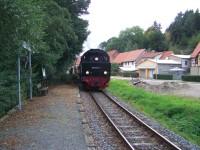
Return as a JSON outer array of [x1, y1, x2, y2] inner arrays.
[[153, 74, 173, 80], [111, 64, 119, 76], [182, 75, 200, 82], [120, 71, 139, 77]]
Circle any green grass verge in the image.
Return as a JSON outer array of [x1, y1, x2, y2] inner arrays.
[[107, 79, 200, 146]]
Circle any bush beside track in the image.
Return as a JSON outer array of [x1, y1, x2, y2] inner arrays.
[[182, 75, 200, 82], [107, 79, 200, 146]]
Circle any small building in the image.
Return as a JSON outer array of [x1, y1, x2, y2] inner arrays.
[[190, 42, 200, 75], [137, 59, 181, 79], [168, 54, 191, 72]]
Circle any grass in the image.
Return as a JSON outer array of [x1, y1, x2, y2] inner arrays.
[[107, 79, 200, 146]]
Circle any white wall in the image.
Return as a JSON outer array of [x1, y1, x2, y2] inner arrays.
[[122, 61, 136, 70]]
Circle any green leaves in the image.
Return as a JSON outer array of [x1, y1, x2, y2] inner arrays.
[[0, 0, 90, 116], [167, 9, 200, 51]]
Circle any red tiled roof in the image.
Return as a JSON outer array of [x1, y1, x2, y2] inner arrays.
[[113, 49, 145, 64], [107, 50, 119, 63], [142, 51, 162, 58], [160, 51, 174, 59], [191, 42, 200, 58]]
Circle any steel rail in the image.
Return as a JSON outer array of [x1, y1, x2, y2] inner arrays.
[[103, 90, 182, 150], [89, 92, 135, 150]]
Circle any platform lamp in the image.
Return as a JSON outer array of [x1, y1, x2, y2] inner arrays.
[[17, 46, 22, 110], [22, 41, 32, 100]]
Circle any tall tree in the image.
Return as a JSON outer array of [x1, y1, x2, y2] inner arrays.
[[167, 9, 200, 52], [100, 26, 145, 52], [144, 21, 168, 51]]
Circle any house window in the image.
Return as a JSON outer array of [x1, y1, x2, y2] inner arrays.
[[185, 61, 187, 65]]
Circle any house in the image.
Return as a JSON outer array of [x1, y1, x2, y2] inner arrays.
[[190, 42, 200, 75], [168, 54, 191, 72], [112, 49, 145, 71], [137, 59, 181, 79], [137, 51, 162, 64]]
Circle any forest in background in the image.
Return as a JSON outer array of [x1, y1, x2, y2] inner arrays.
[[0, 0, 90, 116], [99, 9, 200, 54]]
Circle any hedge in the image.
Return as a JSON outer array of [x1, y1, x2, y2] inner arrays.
[[182, 75, 200, 82], [153, 74, 173, 80], [120, 71, 139, 78]]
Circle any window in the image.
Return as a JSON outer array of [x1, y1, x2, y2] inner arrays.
[[185, 61, 187, 65]]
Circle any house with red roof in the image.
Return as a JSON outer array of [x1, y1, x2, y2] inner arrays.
[[111, 49, 145, 71], [190, 42, 200, 75]]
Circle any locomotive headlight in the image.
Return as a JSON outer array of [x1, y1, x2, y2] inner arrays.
[[86, 71, 89, 75], [104, 71, 108, 75], [94, 57, 99, 61]]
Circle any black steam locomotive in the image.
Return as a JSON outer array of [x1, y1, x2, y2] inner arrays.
[[78, 49, 111, 90]]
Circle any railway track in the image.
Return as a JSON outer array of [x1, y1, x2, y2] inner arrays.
[[89, 91, 182, 150]]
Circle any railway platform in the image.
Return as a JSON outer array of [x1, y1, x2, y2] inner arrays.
[[0, 85, 87, 150]]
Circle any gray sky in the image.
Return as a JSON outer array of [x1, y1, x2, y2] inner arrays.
[[82, 0, 200, 50]]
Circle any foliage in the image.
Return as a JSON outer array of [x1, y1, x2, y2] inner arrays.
[[144, 21, 168, 51], [100, 26, 145, 52], [100, 23, 169, 52], [100, 9, 200, 54], [153, 74, 173, 80], [111, 64, 119, 76], [182, 75, 200, 82], [167, 9, 200, 53], [107, 79, 200, 145], [0, 0, 90, 117], [119, 71, 139, 78]]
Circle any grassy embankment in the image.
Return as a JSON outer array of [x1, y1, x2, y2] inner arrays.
[[107, 79, 200, 146]]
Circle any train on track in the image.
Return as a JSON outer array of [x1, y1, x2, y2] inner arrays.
[[72, 49, 111, 90]]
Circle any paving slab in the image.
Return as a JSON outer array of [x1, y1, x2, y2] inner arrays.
[[0, 85, 87, 150]]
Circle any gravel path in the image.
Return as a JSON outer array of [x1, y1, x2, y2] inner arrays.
[[0, 85, 87, 150]]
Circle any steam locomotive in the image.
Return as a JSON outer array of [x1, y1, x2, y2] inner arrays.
[[78, 49, 111, 90]]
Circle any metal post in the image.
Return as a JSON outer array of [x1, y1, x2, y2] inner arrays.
[[17, 55, 22, 110], [29, 51, 32, 100]]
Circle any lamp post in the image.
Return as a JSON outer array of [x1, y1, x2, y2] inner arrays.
[[22, 41, 32, 100], [17, 52, 22, 110]]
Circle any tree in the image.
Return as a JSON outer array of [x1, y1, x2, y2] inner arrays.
[[0, 0, 90, 116], [144, 21, 168, 51], [167, 9, 200, 52], [99, 26, 145, 52]]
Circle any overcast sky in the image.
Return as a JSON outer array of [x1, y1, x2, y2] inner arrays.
[[81, 0, 200, 51]]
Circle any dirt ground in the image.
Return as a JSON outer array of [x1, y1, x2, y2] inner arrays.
[[133, 79, 200, 99], [0, 85, 87, 150], [112, 76, 200, 99]]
